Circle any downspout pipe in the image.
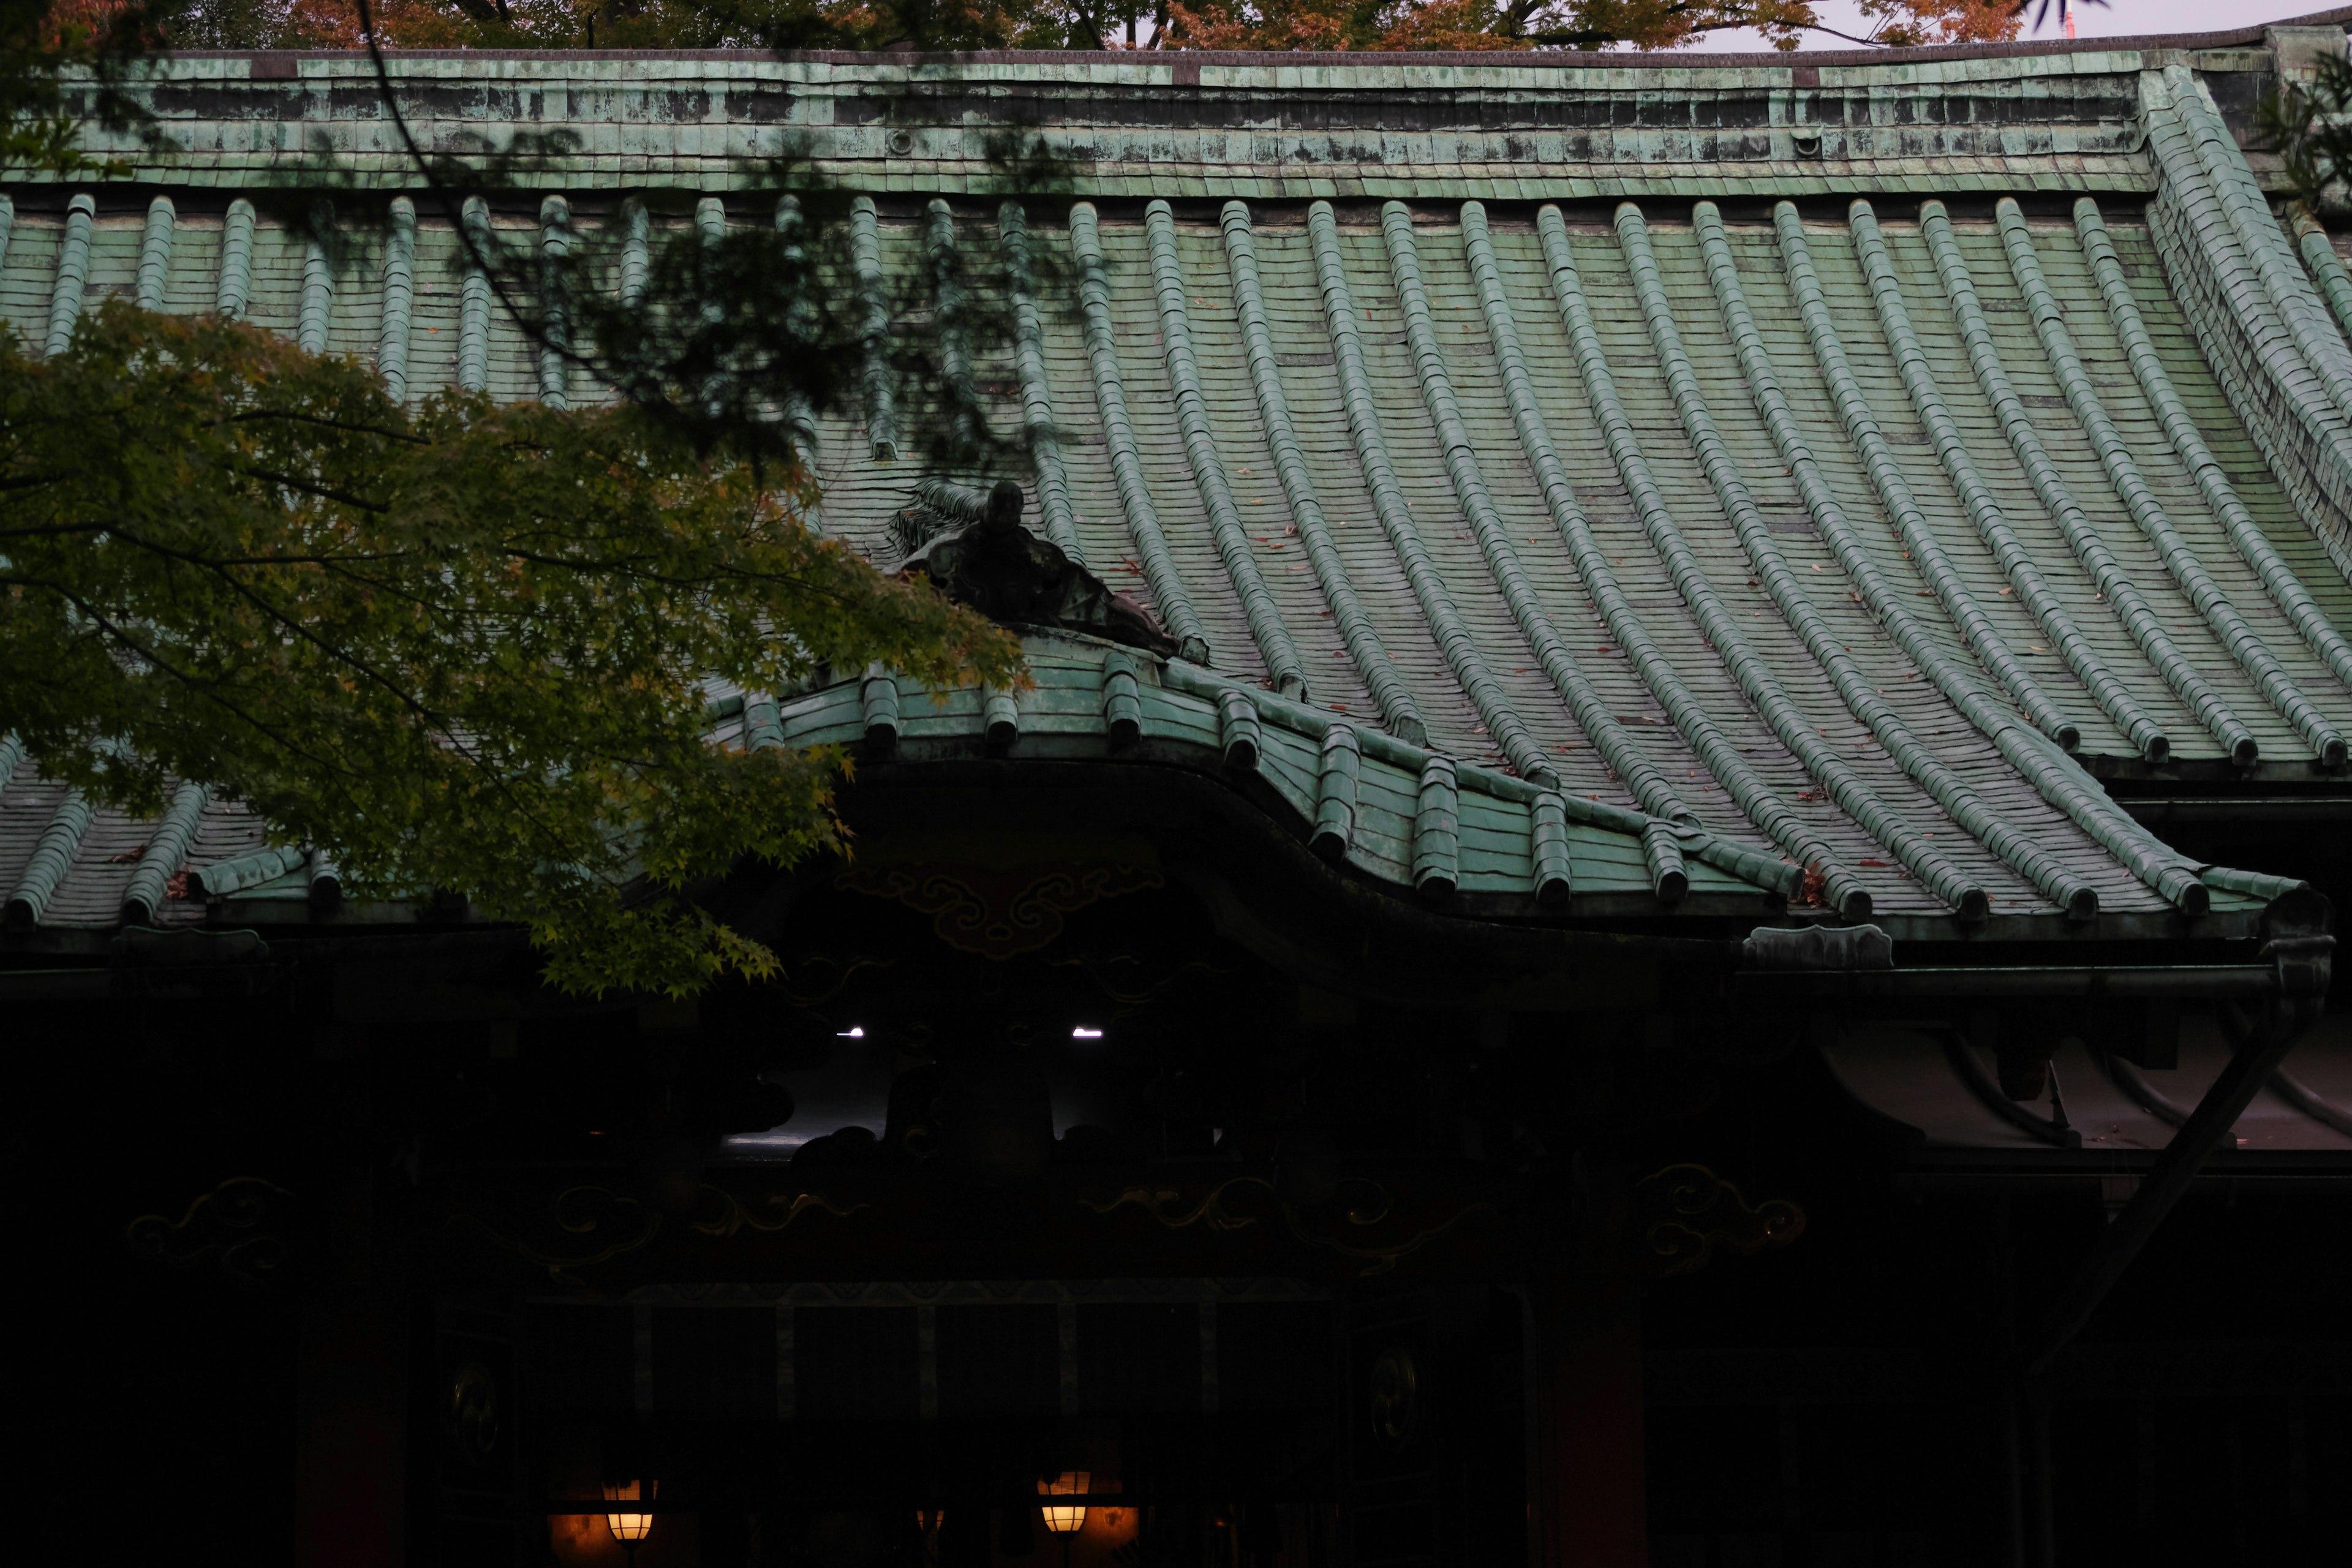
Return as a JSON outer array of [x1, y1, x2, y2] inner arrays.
[[2020, 906, 2334, 1381]]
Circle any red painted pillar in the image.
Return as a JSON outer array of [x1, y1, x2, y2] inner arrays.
[[294, 1182, 405, 1568], [1537, 1280, 1646, 1568]]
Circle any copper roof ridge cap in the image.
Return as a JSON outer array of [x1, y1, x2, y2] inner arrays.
[[160, 10, 2351, 69]]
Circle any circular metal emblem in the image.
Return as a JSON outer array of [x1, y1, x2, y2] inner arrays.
[[1368, 1346, 1418, 1452]]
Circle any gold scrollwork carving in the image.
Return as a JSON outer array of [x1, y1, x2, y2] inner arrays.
[[126, 1176, 293, 1286], [454, 1182, 867, 1283], [836, 861, 1163, 959], [1083, 1176, 1274, 1232], [1084, 1177, 1490, 1276], [777, 954, 895, 1007], [689, 1188, 868, 1239], [1634, 1163, 1805, 1278], [453, 1185, 665, 1284], [1045, 951, 1226, 1009], [1283, 1193, 1493, 1277]]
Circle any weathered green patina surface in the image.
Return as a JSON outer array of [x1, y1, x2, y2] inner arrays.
[[0, 40, 2260, 197], [8, 20, 2352, 941]]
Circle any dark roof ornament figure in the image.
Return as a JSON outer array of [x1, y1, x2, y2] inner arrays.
[[892, 478, 1179, 658]]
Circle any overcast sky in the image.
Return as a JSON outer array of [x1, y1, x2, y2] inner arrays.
[[1681, 0, 2337, 51]]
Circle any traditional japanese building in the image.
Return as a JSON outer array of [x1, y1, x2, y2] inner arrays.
[[7, 13, 2351, 1568]]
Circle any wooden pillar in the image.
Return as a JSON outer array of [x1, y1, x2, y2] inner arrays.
[[294, 1180, 405, 1568], [1536, 1280, 1646, 1568]]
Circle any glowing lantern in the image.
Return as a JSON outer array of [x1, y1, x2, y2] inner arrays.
[[604, 1480, 656, 1560], [1038, 1471, 1091, 1536]]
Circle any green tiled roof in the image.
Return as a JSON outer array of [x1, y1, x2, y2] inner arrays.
[[5, 29, 2349, 940], [719, 638, 1793, 911]]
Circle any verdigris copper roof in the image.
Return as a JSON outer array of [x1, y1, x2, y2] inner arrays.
[[7, 21, 2352, 941]]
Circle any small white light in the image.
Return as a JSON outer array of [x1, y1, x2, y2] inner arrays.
[[1072, 1027, 1103, 1039], [838, 1027, 865, 1038]]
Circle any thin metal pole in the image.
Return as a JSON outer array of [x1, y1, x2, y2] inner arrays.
[[1996, 1202, 2027, 1568], [2001, 1376, 2029, 1568], [2025, 1381, 2056, 1568], [1515, 1286, 1545, 1568]]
